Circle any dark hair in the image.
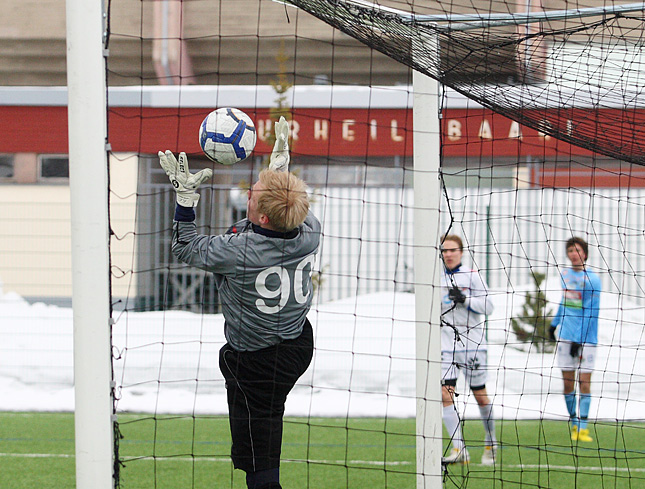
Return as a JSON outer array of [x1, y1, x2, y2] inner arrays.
[[566, 236, 588, 261], [441, 234, 463, 251]]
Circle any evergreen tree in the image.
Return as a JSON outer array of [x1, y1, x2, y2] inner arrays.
[[510, 272, 554, 352]]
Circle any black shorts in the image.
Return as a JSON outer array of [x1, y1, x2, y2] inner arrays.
[[219, 319, 314, 472]]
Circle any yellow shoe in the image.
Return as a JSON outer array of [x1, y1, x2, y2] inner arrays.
[[570, 425, 578, 441], [576, 428, 593, 442]]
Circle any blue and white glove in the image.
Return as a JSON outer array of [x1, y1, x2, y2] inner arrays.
[[269, 116, 290, 172], [158, 150, 212, 208]]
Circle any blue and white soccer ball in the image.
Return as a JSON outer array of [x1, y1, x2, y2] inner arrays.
[[199, 107, 257, 165]]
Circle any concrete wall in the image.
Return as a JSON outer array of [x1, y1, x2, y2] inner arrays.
[[0, 0, 408, 86]]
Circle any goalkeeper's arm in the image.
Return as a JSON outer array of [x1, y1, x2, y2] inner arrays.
[[269, 116, 290, 172], [158, 150, 212, 209]]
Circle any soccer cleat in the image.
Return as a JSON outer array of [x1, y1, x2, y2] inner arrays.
[[570, 424, 578, 437], [442, 447, 470, 465], [481, 445, 497, 465], [570, 424, 578, 440], [572, 427, 593, 442]]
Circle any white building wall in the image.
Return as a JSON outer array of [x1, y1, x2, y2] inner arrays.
[[312, 186, 645, 306], [0, 153, 138, 302], [2, 172, 642, 308], [0, 185, 72, 299], [108, 153, 140, 302]]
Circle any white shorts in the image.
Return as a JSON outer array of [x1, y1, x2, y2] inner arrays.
[[556, 340, 596, 373], [441, 349, 488, 389]]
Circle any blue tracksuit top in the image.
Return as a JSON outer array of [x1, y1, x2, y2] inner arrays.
[[551, 267, 602, 345]]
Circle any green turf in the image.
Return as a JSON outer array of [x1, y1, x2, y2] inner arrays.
[[0, 412, 643, 488], [0, 412, 76, 489]]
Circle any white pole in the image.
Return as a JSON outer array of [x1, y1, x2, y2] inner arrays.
[[66, 0, 114, 488], [413, 66, 443, 487]]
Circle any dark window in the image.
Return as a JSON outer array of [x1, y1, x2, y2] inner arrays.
[[40, 156, 69, 179], [0, 155, 14, 178]]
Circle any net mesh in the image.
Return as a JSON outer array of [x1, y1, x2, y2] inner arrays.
[[102, 1, 645, 488], [283, 0, 645, 166]]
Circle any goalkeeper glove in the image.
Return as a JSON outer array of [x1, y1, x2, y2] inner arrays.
[[549, 325, 557, 342], [570, 342, 582, 358], [158, 150, 212, 208], [448, 286, 466, 304], [269, 116, 290, 172]]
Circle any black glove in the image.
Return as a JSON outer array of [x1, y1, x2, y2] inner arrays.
[[548, 325, 557, 342], [448, 286, 466, 304], [570, 342, 582, 358]]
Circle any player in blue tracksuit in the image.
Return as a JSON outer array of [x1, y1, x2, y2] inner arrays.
[[550, 237, 602, 443], [159, 119, 321, 489]]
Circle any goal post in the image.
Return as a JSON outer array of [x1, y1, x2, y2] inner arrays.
[[413, 68, 444, 487], [66, 0, 114, 487]]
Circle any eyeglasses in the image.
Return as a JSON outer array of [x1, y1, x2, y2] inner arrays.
[[441, 248, 461, 253]]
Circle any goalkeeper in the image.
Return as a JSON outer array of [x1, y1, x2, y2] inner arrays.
[[159, 117, 321, 489], [439, 234, 496, 466], [550, 237, 601, 443]]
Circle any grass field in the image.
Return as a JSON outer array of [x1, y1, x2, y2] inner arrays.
[[0, 412, 643, 488]]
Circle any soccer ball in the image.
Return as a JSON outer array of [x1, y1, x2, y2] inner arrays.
[[198, 108, 257, 165]]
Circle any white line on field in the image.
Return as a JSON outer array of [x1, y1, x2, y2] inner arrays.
[[503, 464, 645, 473], [0, 452, 410, 466], [1, 453, 644, 473], [125, 456, 413, 466], [0, 453, 74, 458]]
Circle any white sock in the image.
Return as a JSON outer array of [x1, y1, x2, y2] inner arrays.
[[443, 404, 465, 450], [478, 403, 496, 446]]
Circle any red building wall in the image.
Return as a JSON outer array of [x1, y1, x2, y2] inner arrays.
[[2, 105, 644, 187]]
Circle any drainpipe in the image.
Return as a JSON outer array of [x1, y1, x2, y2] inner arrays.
[[516, 0, 547, 83], [152, 0, 195, 85]]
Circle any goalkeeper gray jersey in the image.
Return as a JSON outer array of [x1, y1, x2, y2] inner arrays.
[[172, 212, 321, 352]]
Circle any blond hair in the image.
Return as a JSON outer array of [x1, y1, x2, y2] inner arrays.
[[257, 169, 309, 232]]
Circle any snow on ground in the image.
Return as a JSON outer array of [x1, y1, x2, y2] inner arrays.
[[1, 279, 644, 421]]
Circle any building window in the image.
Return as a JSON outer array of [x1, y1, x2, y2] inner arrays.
[[39, 155, 69, 180], [0, 154, 14, 180]]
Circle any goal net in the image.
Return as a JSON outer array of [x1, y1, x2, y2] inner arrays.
[[103, 1, 645, 488], [283, 0, 645, 165]]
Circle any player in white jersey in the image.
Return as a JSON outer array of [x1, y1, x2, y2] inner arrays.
[[159, 119, 321, 489], [440, 235, 496, 466]]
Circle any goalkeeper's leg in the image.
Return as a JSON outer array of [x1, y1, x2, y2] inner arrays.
[[219, 321, 314, 487]]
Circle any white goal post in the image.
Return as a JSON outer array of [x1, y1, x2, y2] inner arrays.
[[66, 0, 114, 488], [413, 69, 443, 487]]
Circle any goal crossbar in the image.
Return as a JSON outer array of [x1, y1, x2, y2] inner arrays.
[[272, 0, 645, 31]]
